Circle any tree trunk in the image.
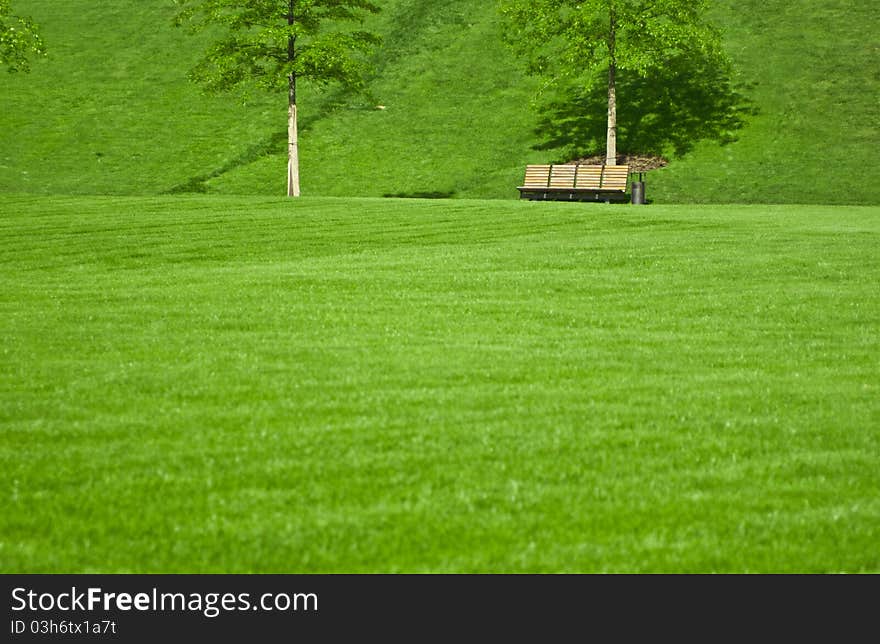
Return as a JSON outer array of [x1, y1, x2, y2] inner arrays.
[[287, 74, 300, 198], [286, 3, 300, 198], [606, 62, 617, 166], [606, 6, 617, 166]]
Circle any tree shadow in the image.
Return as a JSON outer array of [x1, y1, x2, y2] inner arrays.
[[165, 129, 288, 194], [533, 53, 759, 161], [382, 191, 456, 199], [165, 83, 380, 194]]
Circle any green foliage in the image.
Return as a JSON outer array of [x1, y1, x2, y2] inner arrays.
[[174, 0, 381, 95], [499, 0, 729, 79], [2, 194, 879, 572], [533, 53, 757, 160], [0, 0, 45, 72], [498, 0, 739, 160]]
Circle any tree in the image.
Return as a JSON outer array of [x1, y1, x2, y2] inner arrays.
[[175, 0, 381, 197], [0, 0, 46, 73], [499, 0, 731, 165]]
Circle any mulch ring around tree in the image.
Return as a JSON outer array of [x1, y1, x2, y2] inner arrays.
[[569, 154, 668, 172]]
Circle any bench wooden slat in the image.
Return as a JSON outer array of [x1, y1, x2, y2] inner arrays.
[[575, 166, 603, 189], [601, 166, 629, 190], [518, 164, 631, 202], [521, 164, 551, 188], [548, 165, 577, 188]]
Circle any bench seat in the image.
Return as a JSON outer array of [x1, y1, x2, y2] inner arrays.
[[517, 164, 630, 203]]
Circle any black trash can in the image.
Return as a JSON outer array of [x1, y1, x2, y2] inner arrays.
[[631, 180, 646, 205]]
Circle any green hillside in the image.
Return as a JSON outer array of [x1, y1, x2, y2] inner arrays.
[[1, 0, 877, 203]]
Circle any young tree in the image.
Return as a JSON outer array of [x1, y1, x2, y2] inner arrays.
[[0, 0, 46, 73], [175, 0, 381, 197], [499, 0, 731, 165]]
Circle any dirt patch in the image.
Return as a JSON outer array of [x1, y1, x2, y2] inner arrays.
[[568, 154, 668, 173]]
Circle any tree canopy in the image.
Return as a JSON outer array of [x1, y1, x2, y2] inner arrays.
[[0, 0, 46, 73], [500, 0, 729, 80], [174, 0, 381, 96], [175, 0, 381, 196], [499, 0, 740, 163]]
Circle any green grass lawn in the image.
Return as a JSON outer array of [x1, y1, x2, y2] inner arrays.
[[1, 195, 878, 572], [1, 0, 877, 204]]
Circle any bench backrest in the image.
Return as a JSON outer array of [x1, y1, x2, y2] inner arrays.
[[597, 165, 629, 191], [522, 165, 552, 188], [521, 164, 630, 191]]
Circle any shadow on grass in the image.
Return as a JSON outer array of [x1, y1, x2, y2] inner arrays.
[[382, 191, 456, 199], [165, 83, 378, 194], [165, 130, 287, 194], [534, 53, 759, 161]]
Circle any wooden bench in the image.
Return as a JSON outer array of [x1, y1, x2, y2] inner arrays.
[[517, 164, 630, 203]]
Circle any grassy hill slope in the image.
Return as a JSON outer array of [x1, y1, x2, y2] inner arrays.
[[0, 0, 877, 203]]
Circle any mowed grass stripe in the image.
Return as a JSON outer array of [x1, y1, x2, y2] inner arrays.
[[1, 196, 878, 572]]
